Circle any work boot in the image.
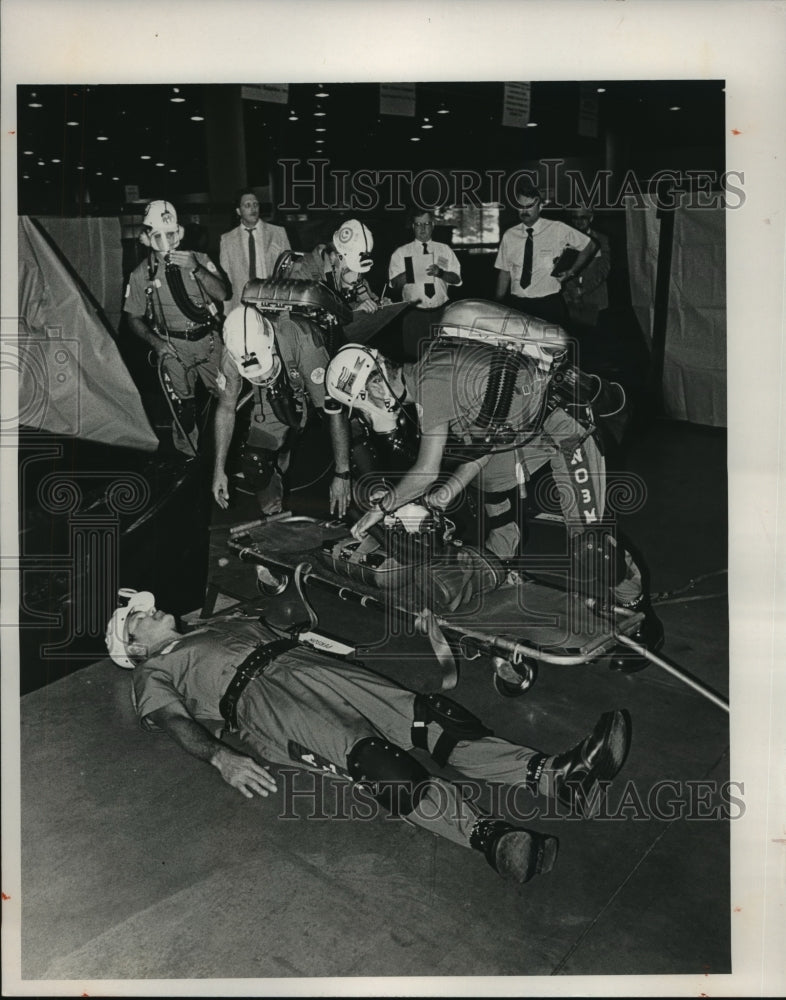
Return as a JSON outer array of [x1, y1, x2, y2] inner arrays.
[[539, 709, 631, 818], [469, 818, 558, 885], [610, 595, 665, 673]]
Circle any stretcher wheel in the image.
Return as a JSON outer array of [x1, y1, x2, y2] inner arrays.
[[492, 656, 538, 698], [255, 564, 289, 596]]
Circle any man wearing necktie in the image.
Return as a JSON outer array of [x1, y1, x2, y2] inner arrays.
[[389, 209, 462, 359], [495, 178, 596, 326], [220, 189, 291, 312]]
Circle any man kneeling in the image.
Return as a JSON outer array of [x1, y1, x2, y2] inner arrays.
[[106, 590, 632, 886]]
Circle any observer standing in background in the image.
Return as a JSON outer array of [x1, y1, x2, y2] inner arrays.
[[561, 206, 611, 336], [494, 179, 596, 326], [389, 209, 462, 358], [220, 189, 291, 312]]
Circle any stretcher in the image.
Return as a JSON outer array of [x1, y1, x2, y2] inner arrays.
[[209, 511, 686, 701]]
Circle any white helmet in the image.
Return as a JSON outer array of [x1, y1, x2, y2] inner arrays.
[[139, 199, 184, 252], [332, 220, 374, 274], [325, 343, 399, 432], [223, 306, 281, 387], [105, 589, 156, 669]]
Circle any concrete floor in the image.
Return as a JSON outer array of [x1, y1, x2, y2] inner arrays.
[[14, 417, 733, 992]]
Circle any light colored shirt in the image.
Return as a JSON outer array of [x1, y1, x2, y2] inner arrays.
[[495, 219, 590, 299], [389, 239, 462, 309]]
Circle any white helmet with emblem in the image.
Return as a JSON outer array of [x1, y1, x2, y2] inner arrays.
[[332, 220, 374, 275], [223, 306, 281, 387], [139, 199, 184, 252], [325, 343, 399, 432]]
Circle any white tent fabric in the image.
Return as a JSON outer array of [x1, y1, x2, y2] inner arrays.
[[17, 216, 159, 451], [626, 204, 727, 427], [37, 216, 125, 333]]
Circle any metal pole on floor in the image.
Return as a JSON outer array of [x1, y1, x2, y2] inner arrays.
[[614, 632, 729, 713]]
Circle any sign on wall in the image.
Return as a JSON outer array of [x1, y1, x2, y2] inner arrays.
[[502, 82, 532, 127]]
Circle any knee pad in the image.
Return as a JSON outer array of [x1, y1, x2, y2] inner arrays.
[[482, 487, 520, 531], [411, 693, 493, 767], [346, 737, 430, 817], [241, 447, 279, 491]]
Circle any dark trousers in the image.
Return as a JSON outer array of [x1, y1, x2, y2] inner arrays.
[[505, 292, 568, 327]]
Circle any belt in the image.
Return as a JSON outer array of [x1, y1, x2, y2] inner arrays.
[[166, 325, 212, 341], [219, 638, 298, 733]]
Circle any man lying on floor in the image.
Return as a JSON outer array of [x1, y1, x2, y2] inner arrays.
[[106, 589, 631, 887]]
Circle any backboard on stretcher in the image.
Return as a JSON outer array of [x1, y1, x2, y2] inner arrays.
[[215, 513, 648, 696]]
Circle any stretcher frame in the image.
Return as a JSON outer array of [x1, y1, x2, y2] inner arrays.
[[213, 514, 728, 712]]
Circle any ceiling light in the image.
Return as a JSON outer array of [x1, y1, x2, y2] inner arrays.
[[51, 158, 61, 164], [97, 135, 108, 141], [22, 174, 29, 180], [169, 168, 177, 173], [28, 92, 42, 108], [155, 162, 165, 167], [669, 106, 681, 111], [37, 160, 45, 166], [140, 154, 151, 160], [315, 85, 329, 98], [76, 165, 84, 171], [315, 126, 326, 132], [288, 114, 298, 122], [170, 87, 185, 103], [23, 150, 33, 155], [314, 105, 326, 117], [66, 120, 79, 126], [315, 139, 325, 144], [596, 87, 606, 93], [410, 136, 421, 142], [111, 176, 119, 181], [526, 121, 538, 127], [421, 117, 433, 130], [96, 171, 102, 176], [190, 115, 204, 122], [437, 105, 449, 115]]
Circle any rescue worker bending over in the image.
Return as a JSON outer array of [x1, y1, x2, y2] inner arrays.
[[123, 200, 227, 456], [106, 588, 633, 886], [326, 299, 662, 647], [212, 302, 352, 517]]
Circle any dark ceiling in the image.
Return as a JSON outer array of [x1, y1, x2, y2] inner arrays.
[[16, 80, 725, 215]]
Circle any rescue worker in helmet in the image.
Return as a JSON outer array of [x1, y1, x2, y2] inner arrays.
[[212, 301, 352, 517], [123, 200, 228, 456], [326, 300, 663, 652], [106, 587, 633, 886], [292, 219, 381, 316]]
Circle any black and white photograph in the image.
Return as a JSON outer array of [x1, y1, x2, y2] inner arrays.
[[2, 1, 785, 996]]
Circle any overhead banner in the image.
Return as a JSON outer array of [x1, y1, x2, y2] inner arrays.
[[241, 84, 289, 104], [578, 84, 599, 138], [379, 83, 416, 117], [502, 82, 531, 127]]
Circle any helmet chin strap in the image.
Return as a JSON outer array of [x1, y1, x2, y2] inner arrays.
[[374, 358, 407, 413]]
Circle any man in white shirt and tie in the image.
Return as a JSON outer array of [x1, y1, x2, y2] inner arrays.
[[220, 189, 291, 312], [389, 209, 462, 358], [495, 179, 596, 326]]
